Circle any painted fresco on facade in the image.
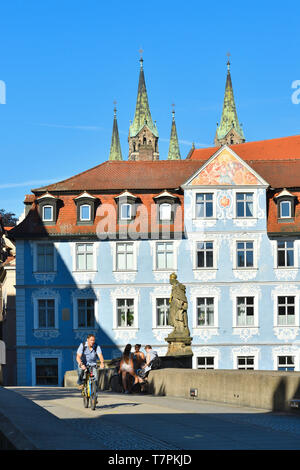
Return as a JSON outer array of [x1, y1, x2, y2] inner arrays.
[[190, 148, 260, 186]]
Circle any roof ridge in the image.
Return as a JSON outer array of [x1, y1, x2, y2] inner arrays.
[[32, 160, 110, 192]]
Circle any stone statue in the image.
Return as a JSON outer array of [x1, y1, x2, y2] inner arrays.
[[168, 273, 190, 337]]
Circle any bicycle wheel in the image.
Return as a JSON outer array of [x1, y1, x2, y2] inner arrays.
[[90, 380, 97, 410], [83, 382, 89, 408]]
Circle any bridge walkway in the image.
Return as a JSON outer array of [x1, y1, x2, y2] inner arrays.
[[1, 386, 300, 450]]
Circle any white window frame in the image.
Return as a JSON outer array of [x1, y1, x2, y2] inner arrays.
[[194, 189, 216, 220], [80, 204, 91, 221], [112, 291, 139, 331], [195, 240, 214, 269], [190, 287, 220, 334], [194, 190, 216, 220], [33, 241, 57, 273], [195, 297, 216, 327], [196, 356, 215, 369], [232, 189, 256, 219], [272, 347, 300, 371], [273, 293, 299, 328], [232, 295, 259, 328], [73, 242, 97, 272], [120, 203, 132, 221], [159, 203, 172, 221], [276, 240, 295, 268], [235, 240, 256, 269], [115, 241, 137, 272], [236, 356, 256, 370], [192, 347, 219, 369], [42, 205, 54, 222], [279, 200, 292, 219], [72, 291, 99, 331], [155, 297, 170, 328], [232, 348, 259, 370], [33, 293, 59, 331], [154, 241, 175, 271]]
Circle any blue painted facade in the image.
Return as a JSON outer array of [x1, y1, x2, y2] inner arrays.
[[13, 146, 300, 385]]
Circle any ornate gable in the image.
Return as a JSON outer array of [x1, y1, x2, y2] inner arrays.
[[183, 146, 269, 187]]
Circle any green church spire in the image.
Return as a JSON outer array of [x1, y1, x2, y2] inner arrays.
[[128, 53, 159, 161], [109, 104, 123, 161], [214, 55, 245, 146], [129, 56, 158, 139], [168, 107, 181, 160]]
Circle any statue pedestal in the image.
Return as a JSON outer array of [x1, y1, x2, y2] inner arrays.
[[165, 332, 193, 357]]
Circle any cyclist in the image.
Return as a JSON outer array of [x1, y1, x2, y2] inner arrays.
[[76, 334, 105, 390]]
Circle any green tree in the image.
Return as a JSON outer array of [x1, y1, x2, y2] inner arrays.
[[0, 208, 18, 227]]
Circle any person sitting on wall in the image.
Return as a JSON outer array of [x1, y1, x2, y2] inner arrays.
[[76, 334, 104, 390], [118, 344, 143, 394], [133, 343, 145, 375], [137, 345, 160, 381]]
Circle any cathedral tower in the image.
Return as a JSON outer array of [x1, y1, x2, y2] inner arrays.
[[109, 104, 123, 161], [167, 107, 181, 160], [128, 55, 159, 161], [214, 56, 245, 146]]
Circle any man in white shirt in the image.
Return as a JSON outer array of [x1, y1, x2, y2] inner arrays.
[[76, 334, 104, 389]]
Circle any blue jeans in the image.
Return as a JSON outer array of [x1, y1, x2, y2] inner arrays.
[[77, 365, 98, 389]]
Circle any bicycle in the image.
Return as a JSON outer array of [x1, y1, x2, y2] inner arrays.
[[81, 365, 98, 410]]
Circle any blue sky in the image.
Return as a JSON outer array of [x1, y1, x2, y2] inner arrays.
[[0, 0, 300, 218]]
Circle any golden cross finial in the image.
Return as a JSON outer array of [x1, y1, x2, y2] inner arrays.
[[139, 48, 144, 68], [226, 52, 231, 71], [171, 103, 175, 119]]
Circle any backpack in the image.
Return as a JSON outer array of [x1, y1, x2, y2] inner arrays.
[[149, 355, 161, 370], [81, 342, 98, 359]]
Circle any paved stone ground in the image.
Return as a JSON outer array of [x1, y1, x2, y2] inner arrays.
[[7, 387, 300, 450]]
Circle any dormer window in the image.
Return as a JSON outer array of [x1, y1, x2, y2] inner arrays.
[[120, 203, 132, 221], [43, 205, 53, 222], [159, 203, 172, 221], [280, 201, 291, 219], [74, 192, 97, 225], [275, 189, 296, 222], [115, 191, 138, 223], [153, 190, 179, 223], [36, 192, 59, 226], [80, 204, 91, 221]]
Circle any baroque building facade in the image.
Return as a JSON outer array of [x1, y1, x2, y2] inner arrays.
[[8, 58, 300, 385]]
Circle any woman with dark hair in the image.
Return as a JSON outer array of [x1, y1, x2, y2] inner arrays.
[[119, 344, 139, 393], [133, 344, 145, 373]]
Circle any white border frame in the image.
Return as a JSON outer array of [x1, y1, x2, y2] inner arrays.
[[33, 241, 57, 274], [193, 190, 217, 220], [71, 288, 99, 331], [110, 286, 140, 332], [32, 288, 59, 331], [72, 241, 97, 273]]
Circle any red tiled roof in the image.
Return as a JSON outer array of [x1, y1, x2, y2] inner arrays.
[[9, 191, 185, 238], [268, 190, 300, 234], [9, 135, 300, 239], [32, 160, 204, 193], [188, 135, 300, 162]]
